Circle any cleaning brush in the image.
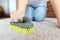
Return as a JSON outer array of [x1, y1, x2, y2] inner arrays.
[[9, 17, 34, 34]]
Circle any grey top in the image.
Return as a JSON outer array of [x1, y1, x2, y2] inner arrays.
[[28, 0, 46, 7]]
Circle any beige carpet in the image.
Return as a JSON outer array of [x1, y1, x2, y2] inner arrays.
[[0, 18, 60, 40]]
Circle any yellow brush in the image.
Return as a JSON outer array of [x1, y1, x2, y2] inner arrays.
[[9, 17, 34, 34]]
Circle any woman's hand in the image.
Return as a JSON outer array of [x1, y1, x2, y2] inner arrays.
[[10, 10, 25, 22], [10, 0, 28, 22]]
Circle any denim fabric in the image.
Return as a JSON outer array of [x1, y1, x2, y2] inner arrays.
[[26, 0, 46, 22], [33, 6, 46, 22], [26, 6, 34, 20]]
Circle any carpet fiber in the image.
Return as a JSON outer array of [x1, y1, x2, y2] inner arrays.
[[0, 18, 60, 40]]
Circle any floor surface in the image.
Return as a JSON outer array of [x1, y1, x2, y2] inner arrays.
[[0, 18, 60, 40]]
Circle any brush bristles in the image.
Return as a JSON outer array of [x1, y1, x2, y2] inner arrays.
[[9, 25, 34, 34]]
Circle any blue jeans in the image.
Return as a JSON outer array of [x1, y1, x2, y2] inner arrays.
[[26, 6, 46, 22]]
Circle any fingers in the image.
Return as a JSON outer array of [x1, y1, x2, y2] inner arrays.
[[18, 18, 23, 22], [10, 10, 24, 22], [10, 11, 17, 21]]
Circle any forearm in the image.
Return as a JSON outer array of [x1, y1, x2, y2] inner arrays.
[[50, 0, 60, 23], [17, 0, 28, 11]]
